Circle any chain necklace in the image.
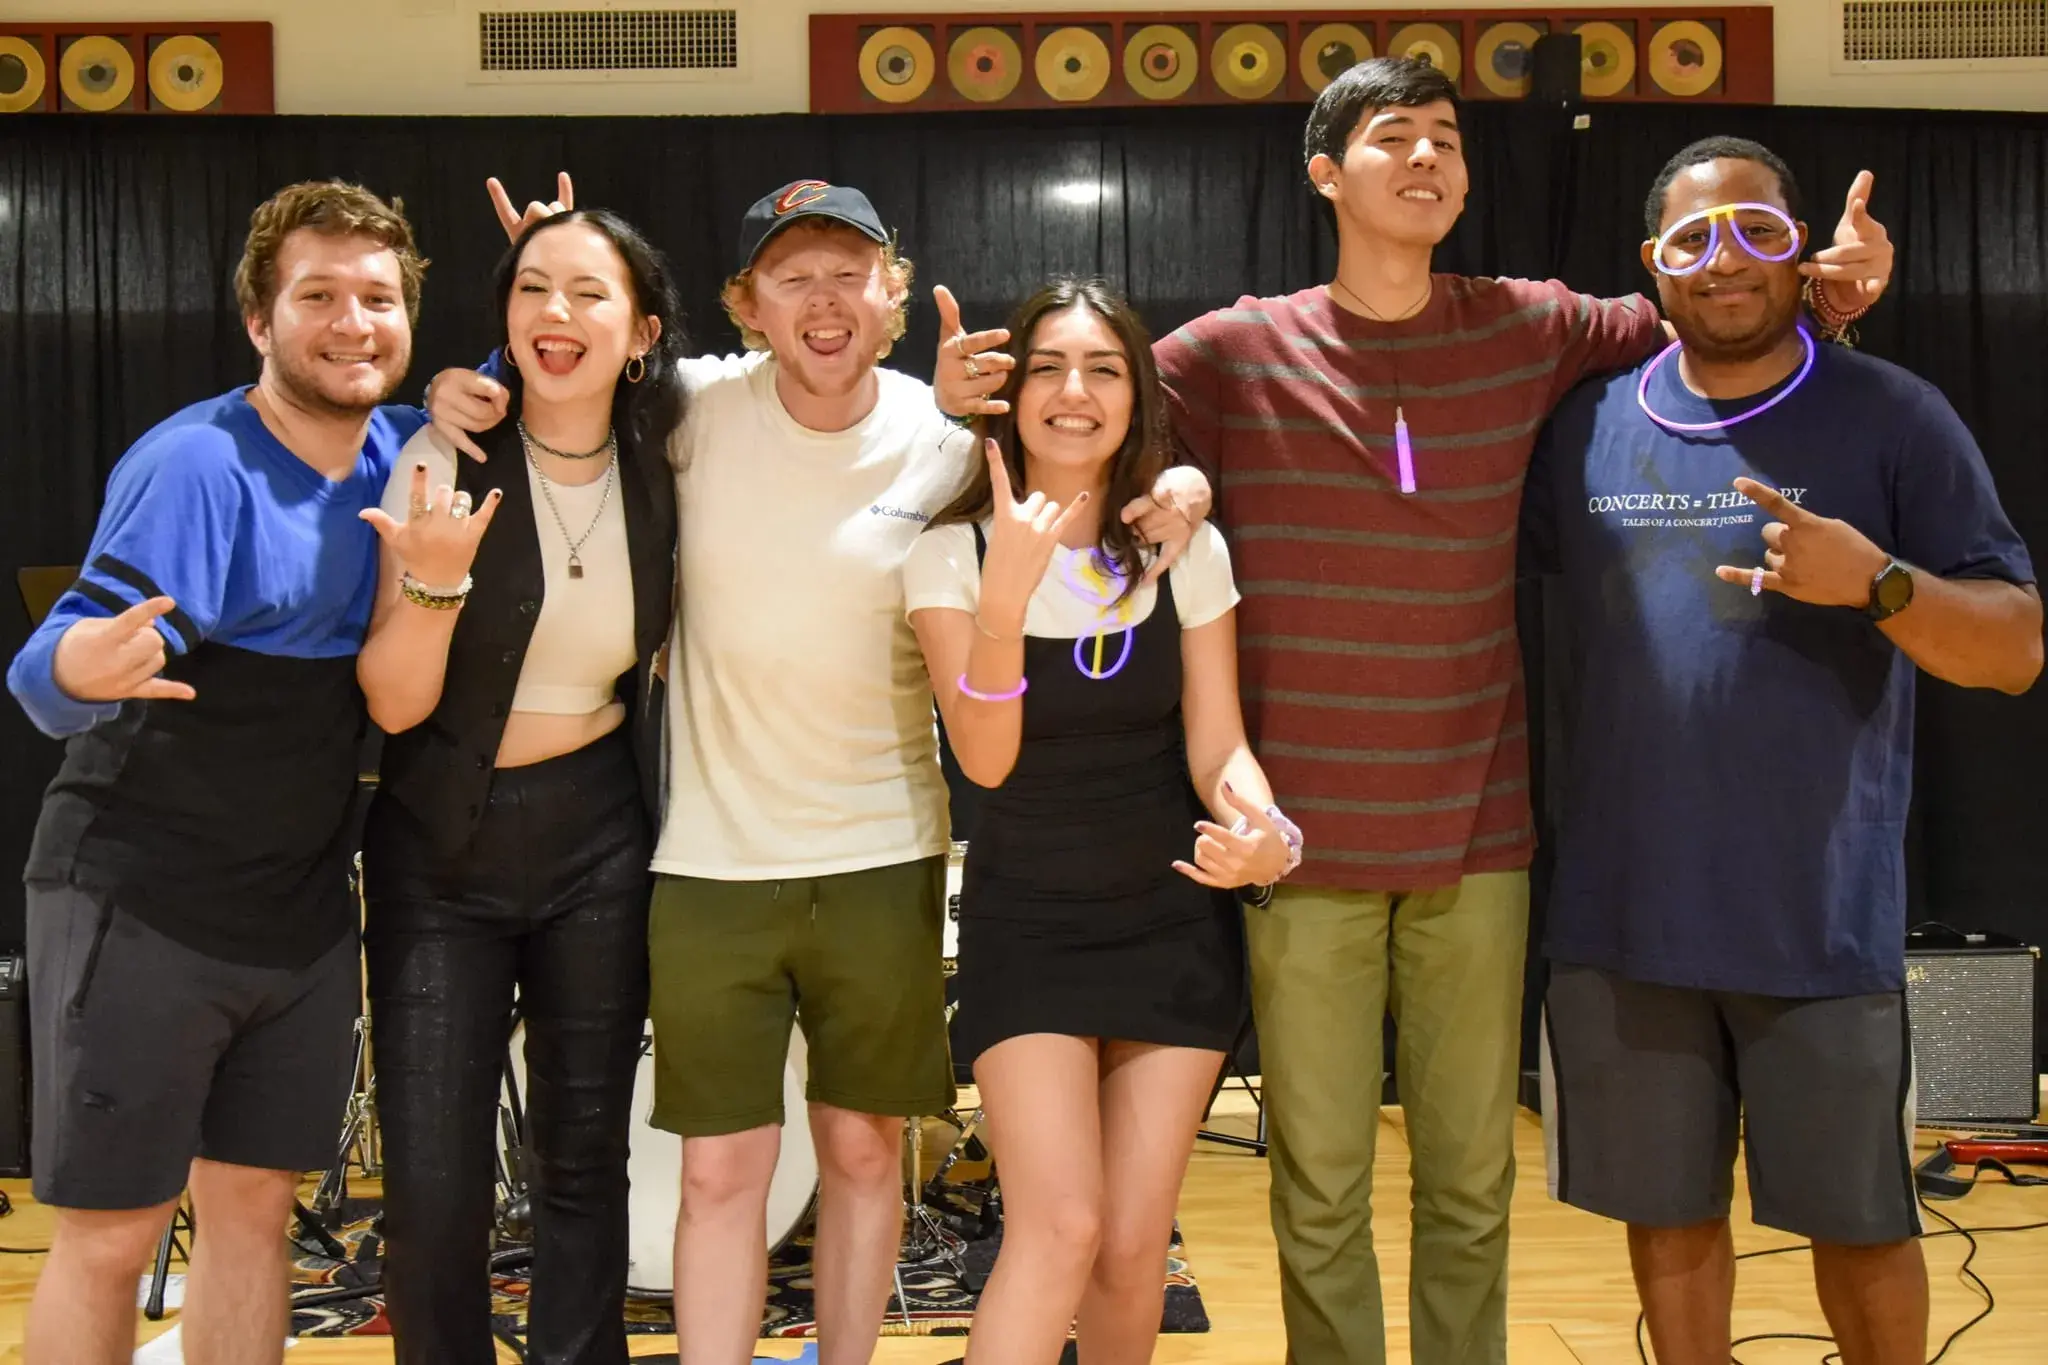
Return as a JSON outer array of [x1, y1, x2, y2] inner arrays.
[[518, 418, 616, 462], [523, 435, 616, 580], [1329, 276, 1432, 495]]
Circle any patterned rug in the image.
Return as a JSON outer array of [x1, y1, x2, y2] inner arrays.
[[288, 1198, 1210, 1340]]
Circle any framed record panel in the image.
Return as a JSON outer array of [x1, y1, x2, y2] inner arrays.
[[0, 21, 272, 114], [810, 10, 1772, 113]]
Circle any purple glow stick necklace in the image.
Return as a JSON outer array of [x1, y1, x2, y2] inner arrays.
[[1636, 325, 1816, 433], [1331, 277, 1427, 494], [1061, 548, 1135, 680]]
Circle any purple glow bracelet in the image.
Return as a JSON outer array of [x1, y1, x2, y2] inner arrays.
[[1074, 626, 1134, 680], [1394, 407, 1416, 494], [957, 672, 1027, 703], [1636, 325, 1815, 434]]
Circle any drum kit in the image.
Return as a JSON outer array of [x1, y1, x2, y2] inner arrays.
[[301, 841, 998, 1317]]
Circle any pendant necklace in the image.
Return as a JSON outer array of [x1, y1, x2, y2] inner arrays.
[[1331, 277, 1432, 494], [523, 433, 616, 579]]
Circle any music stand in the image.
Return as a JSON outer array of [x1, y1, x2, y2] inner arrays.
[[1197, 1010, 1267, 1156]]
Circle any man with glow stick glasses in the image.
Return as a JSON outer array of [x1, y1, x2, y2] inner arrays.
[[1523, 136, 2041, 1365], [935, 59, 1898, 1365]]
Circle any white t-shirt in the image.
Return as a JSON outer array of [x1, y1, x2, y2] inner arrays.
[[651, 352, 975, 880], [381, 427, 635, 716], [901, 520, 1239, 637]]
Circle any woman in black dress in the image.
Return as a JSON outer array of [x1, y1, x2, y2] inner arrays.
[[904, 279, 1301, 1364]]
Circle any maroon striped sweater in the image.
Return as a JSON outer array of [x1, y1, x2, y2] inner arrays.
[[1156, 277, 1662, 891]]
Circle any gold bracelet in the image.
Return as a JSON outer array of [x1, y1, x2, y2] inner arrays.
[[973, 613, 1021, 642], [400, 573, 471, 611]]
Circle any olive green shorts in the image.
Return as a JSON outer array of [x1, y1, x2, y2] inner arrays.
[[646, 856, 956, 1137]]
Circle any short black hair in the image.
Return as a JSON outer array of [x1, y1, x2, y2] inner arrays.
[[1644, 136, 1803, 236], [1303, 56, 1461, 172]]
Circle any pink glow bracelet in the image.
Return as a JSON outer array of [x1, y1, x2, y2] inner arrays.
[[957, 673, 1027, 703]]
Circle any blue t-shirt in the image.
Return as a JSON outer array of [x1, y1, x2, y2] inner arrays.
[[9, 387, 425, 736], [1523, 340, 2034, 998]]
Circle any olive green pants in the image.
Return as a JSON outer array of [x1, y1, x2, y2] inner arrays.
[[1246, 871, 1530, 1365]]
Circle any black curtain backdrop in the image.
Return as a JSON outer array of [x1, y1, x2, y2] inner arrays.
[[4, 102, 2045, 1069]]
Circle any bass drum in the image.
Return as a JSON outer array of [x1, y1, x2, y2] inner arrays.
[[502, 1022, 820, 1298]]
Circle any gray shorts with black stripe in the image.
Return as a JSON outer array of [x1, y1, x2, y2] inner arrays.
[[1540, 962, 1921, 1246]]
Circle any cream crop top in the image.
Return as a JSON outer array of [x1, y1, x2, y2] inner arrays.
[[384, 428, 635, 716]]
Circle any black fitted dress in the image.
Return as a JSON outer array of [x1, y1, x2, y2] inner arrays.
[[952, 527, 1245, 1066]]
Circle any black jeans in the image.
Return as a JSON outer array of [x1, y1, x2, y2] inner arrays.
[[363, 729, 651, 1365]]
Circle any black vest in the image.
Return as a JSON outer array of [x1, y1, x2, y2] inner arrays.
[[374, 417, 677, 856]]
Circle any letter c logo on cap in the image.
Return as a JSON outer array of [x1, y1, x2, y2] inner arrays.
[[776, 181, 830, 215]]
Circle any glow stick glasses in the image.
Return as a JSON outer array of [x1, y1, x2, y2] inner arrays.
[[1652, 202, 1799, 276]]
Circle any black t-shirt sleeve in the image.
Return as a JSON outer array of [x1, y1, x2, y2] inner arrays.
[[1889, 384, 2036, 587]]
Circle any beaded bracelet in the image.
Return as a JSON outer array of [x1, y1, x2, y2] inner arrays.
[[400, 573, 472, 611], [1232, 803, 1306, 879], [1802, 277, 1868, 345], [957, 673, 1027, 703]]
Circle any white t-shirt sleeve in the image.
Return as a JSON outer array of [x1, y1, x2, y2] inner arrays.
[[379, 426, 461, 523], [901, 523, 981, 618], [1169, 522, 1240, 629]]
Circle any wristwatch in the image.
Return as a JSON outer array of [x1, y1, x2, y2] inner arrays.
[[1239, 883, 1276, 910], [1866, 560, 1915, 621]]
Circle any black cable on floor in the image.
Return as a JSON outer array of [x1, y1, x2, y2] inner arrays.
[[1630, 1202, 2048, 1364]]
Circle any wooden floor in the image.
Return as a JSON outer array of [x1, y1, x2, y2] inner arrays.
[[0, 1097, 2042, 1364]]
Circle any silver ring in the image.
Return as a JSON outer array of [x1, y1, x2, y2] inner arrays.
[[450, 491, 474, 520], [963, 356, 982, 380]]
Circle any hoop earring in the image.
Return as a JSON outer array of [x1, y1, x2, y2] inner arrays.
[[625, 353, 646, 384]]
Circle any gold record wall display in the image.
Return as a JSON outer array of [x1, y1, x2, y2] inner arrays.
[[1573, 20, 1636, 97], [1299, 22, 1371, 94], [148, 33, 223, 112], [59, 34, 135, 111], [1123, 23, 1197, 101], [0, 35, 46, 113], [859, 25, 934, 104], [1387, 22, 1460, 83], [1473, 21, 1543, 98], [948, 26, 1022, 102], [1035, 26, 1111, 102], [1648, 19, 1722, 96], [1209, 22, 1285, 100]]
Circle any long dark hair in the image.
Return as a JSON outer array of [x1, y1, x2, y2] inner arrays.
[[492, 208, 688, 466], [932, 278, 1168, 600]]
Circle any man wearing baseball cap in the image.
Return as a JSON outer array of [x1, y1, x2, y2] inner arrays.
[[427, 174, 1211, 1363]]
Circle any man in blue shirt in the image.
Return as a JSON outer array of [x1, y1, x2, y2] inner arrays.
[[1525, 138, 2040, 1365], [6, 181, 436, 1365]]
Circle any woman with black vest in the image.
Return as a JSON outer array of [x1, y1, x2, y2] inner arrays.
[[354, 208, 684, 1365]]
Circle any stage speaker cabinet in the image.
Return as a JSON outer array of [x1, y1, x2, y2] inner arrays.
[[0, 954, 26, 1177], [1530, 32, 1582, 102], [1905, 936, 2041, 1126]]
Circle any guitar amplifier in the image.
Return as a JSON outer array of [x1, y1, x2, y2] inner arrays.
[[1905, 934, 2041, 1127]]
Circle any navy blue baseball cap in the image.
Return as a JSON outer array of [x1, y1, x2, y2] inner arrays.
[[737, 179, 889, 271]]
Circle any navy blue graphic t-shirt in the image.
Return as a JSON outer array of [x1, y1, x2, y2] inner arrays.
[[1523, 340, 2033, 997]]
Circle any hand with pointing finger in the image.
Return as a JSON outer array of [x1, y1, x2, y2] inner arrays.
[[933, 286, 1016, 418], [488, 171, 575, 245], [1174, 783, 1289, 890], [50, 596, 198, 704], [976, 438, 1092, 634], [1713, 477, 1890, 607], [1799, 170, 1891, 316]]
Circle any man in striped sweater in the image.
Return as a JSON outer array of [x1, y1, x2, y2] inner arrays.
[[935, 57, 1894, 1365]]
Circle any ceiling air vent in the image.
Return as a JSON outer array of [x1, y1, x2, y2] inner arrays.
[[1840, 0, 2047, 62], [479, 8, 739, 72]]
